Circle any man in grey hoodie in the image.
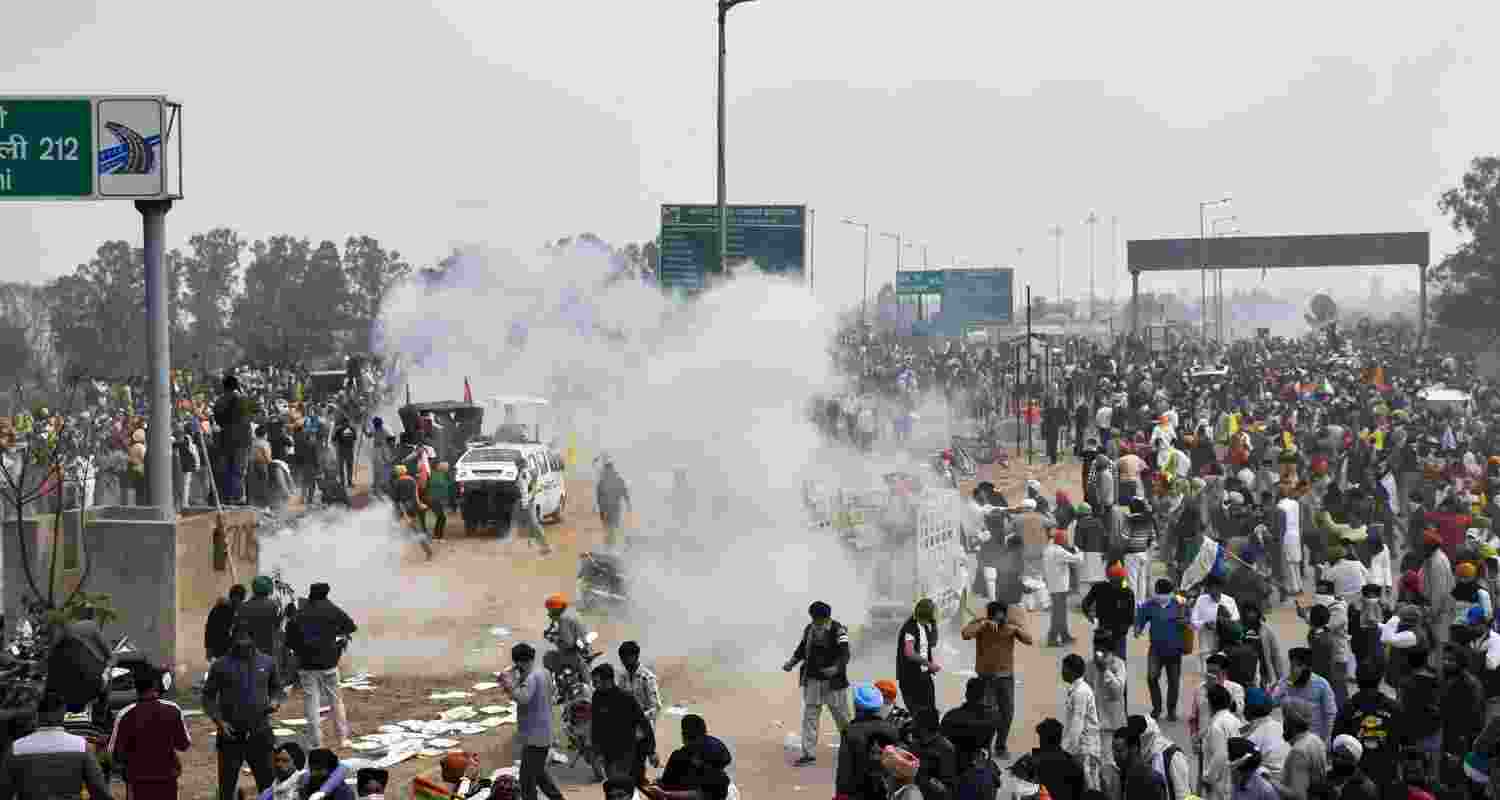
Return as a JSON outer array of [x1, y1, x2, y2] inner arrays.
[[500, 643, 564, 800]]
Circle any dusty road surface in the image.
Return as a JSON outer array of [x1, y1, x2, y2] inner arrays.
[[162, 459, 1310, 799]]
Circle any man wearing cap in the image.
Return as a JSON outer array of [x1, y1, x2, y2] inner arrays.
[[1083, 562, 1135, 661], [1044, 530, 1085, 647], [1226, 737, 1279, 800], [1422, 528, 1456, 667], [285, 581, 358, 750], [1326, 735, 1377, 800], [783, 601, 851, 767], [544, 593, 593, 689], [109, 667, 192, 800], [1240, 687, 1288, 783], [1453, 561, 1492, 627], [236, 576, 283, 662], [834, 684, 900, 800], [1275, 697, 1328, 800]]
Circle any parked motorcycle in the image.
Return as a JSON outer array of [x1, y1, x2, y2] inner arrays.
[[577, 551, 628, 614], [543, 630, 605, 782]]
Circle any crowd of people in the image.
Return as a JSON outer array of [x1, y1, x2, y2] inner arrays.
[[789, 323, 1500, 800]]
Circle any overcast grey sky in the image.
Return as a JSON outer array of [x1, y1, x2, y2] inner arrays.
[[2, 1, 1495, 312]]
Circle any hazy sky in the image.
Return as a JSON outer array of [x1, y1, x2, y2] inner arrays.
[[2, 1, 1495, 312]]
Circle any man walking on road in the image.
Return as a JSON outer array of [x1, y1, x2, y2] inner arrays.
[[596, 457, 632, 550], [617, 641, 661, 730], [500, 643, 565, 800], [959, 601, 1032, 758], [783, 601, 851, 767], [285, 581, 358, 750]]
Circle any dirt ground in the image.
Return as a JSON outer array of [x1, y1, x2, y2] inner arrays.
[[155, 449, 1307, 799]]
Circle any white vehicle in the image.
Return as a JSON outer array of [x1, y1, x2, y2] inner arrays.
[[455, 441, 568, 531]]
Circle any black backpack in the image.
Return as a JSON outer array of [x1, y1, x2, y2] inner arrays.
[[1160, 745, 1183, 800]]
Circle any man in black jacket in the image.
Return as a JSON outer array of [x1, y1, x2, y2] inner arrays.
[[940, 678, 999, 767], [333, 418, 358, 489], [783, 600, 851, 767], [1331, 664, 1401, 790], [205, 584, 247, 662], [213, 374, 252, 505], [286, 582, 357, 750], [908, 706, 959, 799], [1029, 717, 1086, 800], [1081, 563, 1136, 660], [590, 663, 656, 791], [235, 576, 282, 659], [203, 626, 284, 800]]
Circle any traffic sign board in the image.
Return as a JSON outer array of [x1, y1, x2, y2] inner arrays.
[[0, 96, 178, 200], [896, 270, 945, 294], [0, 99, 93, 198], [657, 204, 806, 292]]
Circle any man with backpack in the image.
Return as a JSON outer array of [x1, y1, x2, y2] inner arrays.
[[285, 582, 357, 750]]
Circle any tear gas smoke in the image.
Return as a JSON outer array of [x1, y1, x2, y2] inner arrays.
[[257, 506, 469, 670], [363, 244, 873, 670]]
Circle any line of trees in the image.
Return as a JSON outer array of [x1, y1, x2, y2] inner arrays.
[[1, 229, 412, 388]]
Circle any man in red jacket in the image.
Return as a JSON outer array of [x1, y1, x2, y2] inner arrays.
[[109, 668, 192, 800]]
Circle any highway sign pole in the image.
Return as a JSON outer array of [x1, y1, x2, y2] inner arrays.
[[139, 198, 176, 518], [0, 95, 181, 520]]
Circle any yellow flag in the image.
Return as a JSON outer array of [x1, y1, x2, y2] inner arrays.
[[1228, 413, 1240, 435], [1374, 430, 1385, 450], [294, 382, 304, 403], [1283, 431, 1293, 449], [566, 431, 577, 468]]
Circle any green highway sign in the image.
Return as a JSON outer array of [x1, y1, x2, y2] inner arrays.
[[895, 270, 945, 295], [657, 204, 806, 292], [0, 99, 94, 198], [0, 96, 177, 200]]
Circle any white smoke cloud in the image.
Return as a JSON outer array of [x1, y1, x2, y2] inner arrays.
[[362, 244, 874, 669]]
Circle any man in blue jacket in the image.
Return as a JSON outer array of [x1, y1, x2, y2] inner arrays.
[[203, 625, 285, 800], [1134, 578, 1187, 721]]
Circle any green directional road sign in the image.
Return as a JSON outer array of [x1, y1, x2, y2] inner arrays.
[[657, 204, 806, 293], [0, 99, 94, 198]]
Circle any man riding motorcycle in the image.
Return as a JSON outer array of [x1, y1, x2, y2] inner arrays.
[[544, 594, 595, 688]]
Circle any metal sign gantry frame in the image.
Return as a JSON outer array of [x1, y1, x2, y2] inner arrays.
[[1125, 231, 1431, 347]]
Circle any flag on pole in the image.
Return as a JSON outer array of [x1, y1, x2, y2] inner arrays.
[[406, 384, 412, 406], [463, 377, 473, 404]]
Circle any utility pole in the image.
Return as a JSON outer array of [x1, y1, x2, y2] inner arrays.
[[1110, 215, 1119, 326], [1050, 225, 1064, 316], [139, 198, 176, 518], [717, 0, 757, 282], [1085, 211, 1099, 323]]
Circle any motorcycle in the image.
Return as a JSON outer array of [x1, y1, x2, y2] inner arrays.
[[543, 629, 605, 782], [577, 551, 628, 614]]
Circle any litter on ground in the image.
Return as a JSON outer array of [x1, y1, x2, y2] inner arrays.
[[471, 681, 500, 691]]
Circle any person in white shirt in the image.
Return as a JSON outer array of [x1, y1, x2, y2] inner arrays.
[[1044, 530, 1085, 647], [1240, 688, 1289, 783], [1191, 575, 1240, 674], [1277, 494, 1304, 600], [1323, 544, 1369, 607], [1061, 653, 1103, 790]]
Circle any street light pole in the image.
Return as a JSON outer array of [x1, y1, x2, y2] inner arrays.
[[1049, 225, 1064, 316], [717, 0, 757, 282], [1198, 195, 1232, 345], [1110, 215, 1119, 325], [1211, 216, 1240, 343], [1085, 211, 1099, 323], [843, 218, 870, 322]]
